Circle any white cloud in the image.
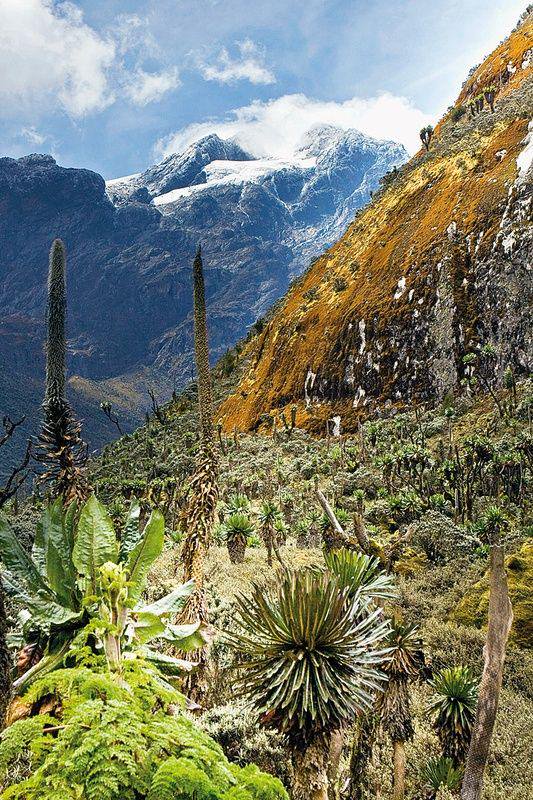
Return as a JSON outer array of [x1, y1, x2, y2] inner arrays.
[[0, 0, 116, 117], [116, 14, 180, 106], [114, 13, 156, 56], [114, 13, 169, 66], [20, 126, 47, 146], [124, 67, 181, 106], [155, 92, 431, 159], [198, 39, 275, 85], [0, 2, 181, 119]]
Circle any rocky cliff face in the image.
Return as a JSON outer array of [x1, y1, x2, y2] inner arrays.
[[218, 11, 532, 434], [0, 128, 404, 467]]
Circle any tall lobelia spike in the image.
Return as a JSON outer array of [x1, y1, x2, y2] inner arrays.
[[178, 245, 219, 698], [192, 244, 214, 442], [35, 239, 89, 504], [45, 239, 67, 407]]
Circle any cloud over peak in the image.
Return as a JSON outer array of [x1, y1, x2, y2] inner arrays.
[[0, 0, 115, 117], [155, 92, 431, 160]]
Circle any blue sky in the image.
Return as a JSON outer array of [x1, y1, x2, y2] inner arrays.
[[0, 0, 526, 178]]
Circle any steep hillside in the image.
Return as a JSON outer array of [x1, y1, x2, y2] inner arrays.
[[0, 129, 404, 468], [218, 12, 533, 434]]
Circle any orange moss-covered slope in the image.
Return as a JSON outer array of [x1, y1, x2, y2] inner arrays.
[[219, 12, 532, 434]]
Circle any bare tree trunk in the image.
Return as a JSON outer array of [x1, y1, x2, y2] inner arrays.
[[349, 713, 378, 800], [353, 513, 370, 552], [392, 740, 406, 800], [292, 737, 330, 800], [327, 729, 344, 800], [461, 545, 513, 800], [315, 483, 355, 552], [315, 484, 345, 537], [271, 526, 285, 567]]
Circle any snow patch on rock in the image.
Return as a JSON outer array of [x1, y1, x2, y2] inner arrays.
[[353, 386, 366, 407], [358, 319, 366, 354], [517, 121, 533, 179], [331, 415, 341, 437], [304, 369, 317, 407], [106, 172, 141, 187], [394, 276, 406, 299]]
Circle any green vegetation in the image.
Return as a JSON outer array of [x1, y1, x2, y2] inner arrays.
[[454, 539, 533, 648], [0, 217, 531, 800], [0, 661, 287, 800], [1, 373, 531, 798], [67, 371, 529, 798], [224, 512, 254, 564], [428, 667, 478, 765], [227, 567, 389, 799], [375, 619, 423, 800], [420, 757, 463, 798], [0, 496, 204, 693]]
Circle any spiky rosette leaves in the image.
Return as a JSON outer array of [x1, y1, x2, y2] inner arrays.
[[258, 500, 282, 526], [225, 512, 254, 564], [226, 493, 251, 515], [228, 569, 390, 745], [382, 618, 423, 681], [420, 756, 463, 795], [225, 512, 254, 539], [258, 501, 284, 567], [428, 666, 478, 764], [324, 549, 397, 604], [375, 618, 423, 743]]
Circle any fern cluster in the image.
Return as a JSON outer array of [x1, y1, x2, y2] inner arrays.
[[0, 663, 288, 800]]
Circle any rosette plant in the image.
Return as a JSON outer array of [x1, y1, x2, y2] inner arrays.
[[258, 500, 284, 566], [224, 512, 254, 564], [420, 756, 463, 799], [228, 568, 390, 800], [323, 549, 396, 603], [428, 666, 478, 764], [0, 495, 206, 692], [375, 619, 424, 800]]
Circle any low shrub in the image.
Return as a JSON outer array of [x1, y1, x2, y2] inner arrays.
[[0, 664, 288, 800]]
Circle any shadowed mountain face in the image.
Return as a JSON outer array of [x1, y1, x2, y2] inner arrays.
[[0, 128, 406, 469]]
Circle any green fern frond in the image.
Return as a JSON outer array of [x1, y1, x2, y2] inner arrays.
[[148, 756, 219, 800]]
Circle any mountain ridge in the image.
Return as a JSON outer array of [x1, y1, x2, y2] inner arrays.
[[218, 10, 533, 434], [0, 125, 405, 471]]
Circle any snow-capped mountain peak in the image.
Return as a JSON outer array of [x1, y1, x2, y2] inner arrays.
[[104, 126, 406, 284], [107, 126, 406, 211], [107, 133, 254, 203]]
